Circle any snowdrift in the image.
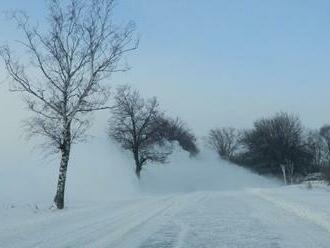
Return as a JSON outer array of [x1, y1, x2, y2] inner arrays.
[[0, 137, 278, 206], [140, 148, 279, 193]]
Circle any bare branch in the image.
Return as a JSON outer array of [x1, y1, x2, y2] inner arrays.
[[1, 0, 137, 152]]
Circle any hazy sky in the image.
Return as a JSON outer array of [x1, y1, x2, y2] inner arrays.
[[119, 0, 330, 133], [1, 0, 330, 162]]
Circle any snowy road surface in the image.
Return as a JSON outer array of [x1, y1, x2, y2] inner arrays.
[[1, 186, 330, 248]]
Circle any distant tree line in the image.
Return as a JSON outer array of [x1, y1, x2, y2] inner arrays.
[[208, 112, 330, 184]]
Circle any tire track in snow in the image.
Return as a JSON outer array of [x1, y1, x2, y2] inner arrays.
[[172, 192, 212, 248], [37, 196, 176, 248], [93, 196, 178, 248], [134, 191, 212, 248], [1, 193, 207, 248], [0, 197, 174, 248]]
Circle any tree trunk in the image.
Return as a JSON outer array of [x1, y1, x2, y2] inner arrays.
[[280, 164, 287, 185], [135, 164, 141, 179], [134, 156, 142, 179], [133, 147, 142, 179], [53, 125, 71, 209], [288, 162, 294, 184]]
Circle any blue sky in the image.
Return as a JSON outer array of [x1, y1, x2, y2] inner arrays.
[[118, 0, 330, 133], [1, 0, 330, 139]]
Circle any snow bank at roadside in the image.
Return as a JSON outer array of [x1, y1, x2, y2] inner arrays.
[[249, 184, 330, 233]]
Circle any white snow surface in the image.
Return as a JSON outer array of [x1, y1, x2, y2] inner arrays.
[[2, 186, 330, 248], [2, 147, 330, 247]]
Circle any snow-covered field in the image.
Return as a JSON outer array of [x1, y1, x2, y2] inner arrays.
[[2, 185, 330, 248], [1, 149, 330, 247]]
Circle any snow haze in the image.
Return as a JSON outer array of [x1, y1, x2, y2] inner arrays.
[[0, 133, 279, 207], [140, 148, 278, 194]]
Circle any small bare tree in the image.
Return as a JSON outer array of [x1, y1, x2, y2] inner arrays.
[[208, 127, 240, 160], [109, 86, 171, 179], [1, 0, 137, 209], [306, 130, 329, 169], [320, 125, 330, 152]]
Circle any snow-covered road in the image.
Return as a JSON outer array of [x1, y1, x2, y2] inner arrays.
[[1, 186, 330, 248]]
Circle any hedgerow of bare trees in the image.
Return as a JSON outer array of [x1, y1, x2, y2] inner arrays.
[[157, 117, 199, 157], [319, 125, 330, 183], [240, 112, 311, 184], [207, 113, 330, 184], [0, 0, 137, 209], [320, 125, 330, 153], [306, 130, 329, 169], [109, 85, 198, 178], [208, 127, 240, 160]]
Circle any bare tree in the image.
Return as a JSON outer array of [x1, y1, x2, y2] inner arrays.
[[157, 117, 199, 156], [306, 130, 329, 169], [241, 112, 311, 184], [320, 125, 330, 151], [0, 0, 137, 209], [109, 86, 171, 179], [208, 127, 240, 160], [318, 125, 330, 182]]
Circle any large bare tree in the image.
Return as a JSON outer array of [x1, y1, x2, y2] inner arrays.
[[109, 86, 172, 179], [0, 0, 137, 209], [241, 112, 311, 184]]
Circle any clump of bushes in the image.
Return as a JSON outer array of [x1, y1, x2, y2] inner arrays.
[[208, 112, 330, 185]]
